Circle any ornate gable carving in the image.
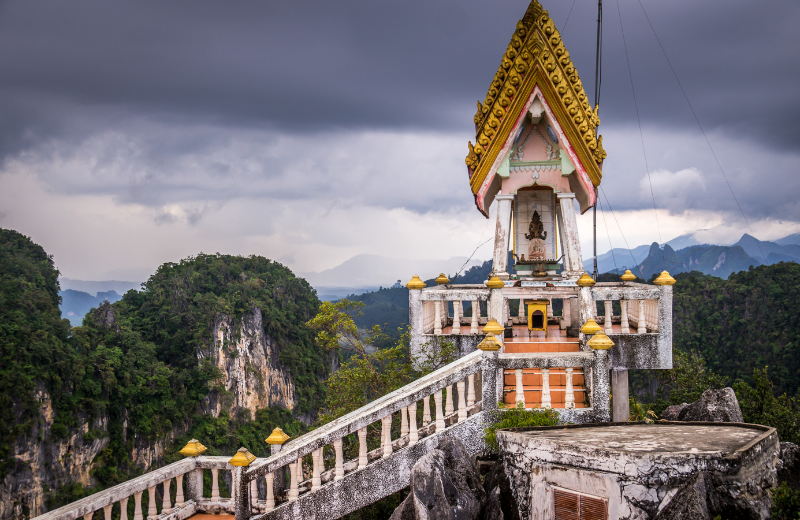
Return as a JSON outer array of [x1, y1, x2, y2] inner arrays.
[[466, 0, 606, 203]]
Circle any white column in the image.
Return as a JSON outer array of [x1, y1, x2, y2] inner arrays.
[[493, 194, 514, 278], [133, 492, 143, 520], [84, 514, 93, 520], [515, 369, 525, 406], [556, 193, 583, 274], [357, 428, 368, 469], [400, 406, 409, 437], [230, 468, 236, 502], [288, 462, 299, 501], [604, 300, 613, 334], [175, 474, 184, 508], [445, 384, 454, 415], [381, 415, 393, 458], [146, 487, 157, 520], [408, 402, 418, 445], [565, 367, 575, 409], [434, 301, 443, 335], [452, 301, 462, 334], [518, 299, 526, 319], [562, 299, 571, 330], [457, 380, 467, 421], [211, 469, 220, 500], [162, 479, 172, 514], [637, 299, 646, 333], [541, 368, 551, 409], [120, 497, 129, 520], [467, 374, 476, 407], [547, 299, 554, 319], [103, 505, 112, 520], [620, 300, 630, 333], [265, 472, 275, 511], [434, 389, 445, 432], [422, 395, 431, 425], [505, 299, 512, 327], [557, 198, 571, 268], [250, 479, 258, 503], [471, 300, 480, 333], [311, 448, 322, 491], [334, 438, 344, 481]]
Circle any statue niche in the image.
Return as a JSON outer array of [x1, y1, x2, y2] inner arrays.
[[525, 210, 548, 262]]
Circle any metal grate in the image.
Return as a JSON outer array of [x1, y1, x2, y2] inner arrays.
[[553, 488, 607, 520]]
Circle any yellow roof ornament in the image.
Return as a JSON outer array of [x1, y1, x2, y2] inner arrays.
[[179, 439, 208, 457], [580, 318, 602, 335], [229, 447, 257, 467], [477, 333, 502, 352], [587, 331, 615, 350], [435, 273, 450, 285], [265, 427, 291, 445], [482, 318, 505, 336], [653, 271, 676, 286], [486, 276, 505, 289], [576, 273, 596, 287], [620, 270, 636, 282], [406, 275, 426, 290]]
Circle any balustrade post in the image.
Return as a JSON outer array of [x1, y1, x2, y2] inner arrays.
[[562, 298, 572, 331], [120, 497, 129, 520], [578, 283, 595, 350], [565, 367, 575, 409], [250, 480, 258, 504], [481, 349, 500, 412], [445, 384, 454, 415], [358, 427, 368, 469], [518, 299, 525, 319], [84, 513, 93, 520], [408, 278, 425, 369], [382, 415, 393, 458], [434, 389, 445, 432], [453, 301, 462, 334], [312, 448, 322, 490], [547, 298, 554, 319], [467, 374, 476, 406], [638, 300, 646, 333], [162, 478, 172, 514], [400, 406, 409, 437], [211, 469, 220, 501], [408, 402, 418, 445], [175, 474, 185, 508], [604, 300, 613, 334], [288, 462, 299, 501], [471, 300, 480, 333], [620, 300, 630, 333], [457, 380, 467, 421], [514, 369, 525, 406], [146, 487, 157, 520], [334, 438, 344, 481], [434, 301, 443, 335], [541, 368, 551, 409], [133, 492, 143, 520], [422, 395, 431, 425], [265, 472, 275, 511], [505, 299, 512, 327], [592, 348, 611, 422], [185, 468, 202, 505], [229, 447, 255, 520], [103, 504, 112, 520]]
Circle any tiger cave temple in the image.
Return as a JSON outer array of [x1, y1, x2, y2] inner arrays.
[[36, 2, 782, 520]]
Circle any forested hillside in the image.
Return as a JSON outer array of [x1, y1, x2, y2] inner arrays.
[[0, 229, 327, 517]]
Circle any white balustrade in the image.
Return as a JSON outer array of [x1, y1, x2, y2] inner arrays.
[[471, 300, 480, 333], [565, 367, 575, 409], [505, 299, 512, 327], [311, 448, 322, 491], [423, 301, 436, 334], [541, 368, 551, 409], [133, 492, 143, 520], [211, 468, 220, 501], [161, 479, 171, 514], [334, 438, 344, 481], [604, 300, 613, 334], [175, 474, 184, 508], [514, 369, 525, 406], [434, 301, 443, 335], [400, 406, 409, 437], [408, 402, 419, 445], [638, 300, 646, 333], [288, 462, 299, 501], [434, 389, 445, 432], [518, 299, 526, 319], [467, 374, 476, 407], [265, 472, 275, 511], [457, 380, 467, 421], [120, 497, 129, 520], [620, 300, 630, 333], [357, 428, 368, 469], [381, 415, 393, 458], [445, 384, 454, 416], [250, 480, 258, 503], [146, 487, 157, 520], [547, 299, 554, 319], [453, 301, 461, 334], [84, 513, 92, 520], [422, 395, 431, 425]]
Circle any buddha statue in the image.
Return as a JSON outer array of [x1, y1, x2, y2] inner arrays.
[[525, 210, 548, 261]]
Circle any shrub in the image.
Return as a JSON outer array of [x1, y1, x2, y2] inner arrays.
[[484, 403, 560, 451]]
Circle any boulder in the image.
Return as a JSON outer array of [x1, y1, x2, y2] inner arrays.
[[778, 442, 800, 491], [480, 461, 520, 520], [389, 437, 485, 520], [677, 388, 743, 423], [660, 403, 688, 421]]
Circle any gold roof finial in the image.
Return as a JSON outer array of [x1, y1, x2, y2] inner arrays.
[[653, 271, 676, 285], [435, 273, 450, 285], [179, 439, 208, 457], [406, 275, 426, 290], [576, 273, 596, 287], [265, 427, 290, 445], [486, 276, 505, 289], [580, 318, 602, 335], [482, 318, 505, 336], [620, 270, 636, 282], [587, 331, 615, 350], [228, 447, 257, 467], [477, 333, 502, 351]]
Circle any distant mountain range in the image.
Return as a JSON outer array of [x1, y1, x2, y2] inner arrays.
[[60, 289, 123, 326], [586, 232, 800, 279]]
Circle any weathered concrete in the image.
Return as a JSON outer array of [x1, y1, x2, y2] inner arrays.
[[497, 352, 593, 369], [496, 422, 779, 520], [608, 334, 664, 369], [557, 193, 583, 274], [612, 369, 630, 422], [492, 195, 514, 278]]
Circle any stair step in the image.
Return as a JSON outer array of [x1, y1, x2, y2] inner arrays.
[[503, 342, 580, 353]]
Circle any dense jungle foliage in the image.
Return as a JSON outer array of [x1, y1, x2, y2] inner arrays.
[[0, 230, 326, 505]]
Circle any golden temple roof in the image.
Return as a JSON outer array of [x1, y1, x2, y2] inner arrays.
[[466, 0, 606, 214]]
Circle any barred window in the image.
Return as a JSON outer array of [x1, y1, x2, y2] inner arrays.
[[553, 488, 607, 520]]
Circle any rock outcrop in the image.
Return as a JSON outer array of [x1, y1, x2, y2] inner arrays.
[[389, 437, 486, 520], [661, 388, 743, 423], [778, 442, 800, 491]]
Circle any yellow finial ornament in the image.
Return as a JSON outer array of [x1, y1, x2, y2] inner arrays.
[[477, 333, 502, 352], [265, 427, 290, 445], [576, 273, 596, 287], [482, 319, 504, 336], [653, 271, 676, 285], [587, 331, 615, 350], [620, 270, 636, 282], [229, 447, 257, 467], [179, 439, 207, 457], [435, 273, 450, 285], [486, 276, 505, 289], [580, 318, 602, 335], [406, 275, 426, 289]]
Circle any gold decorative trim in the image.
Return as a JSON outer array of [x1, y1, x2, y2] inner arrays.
[[406, 275, 426, 290], [587, 331, 615, 350], [229, 447, 257, 467], [435, 273, 450, 285], [179, 439, 207, 457], [265, 427, 290, 445], [580, 318, 602, 335], [466, 0, 605, 199], [576, 273, 596, 287], [653, 271, 676, 286], [477, 333, 502, 352]]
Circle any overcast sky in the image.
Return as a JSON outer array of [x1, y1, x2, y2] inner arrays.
[[1, 0, 798, 281]]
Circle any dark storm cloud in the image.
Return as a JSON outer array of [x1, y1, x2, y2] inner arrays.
[[1, 0, 797, 154]]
